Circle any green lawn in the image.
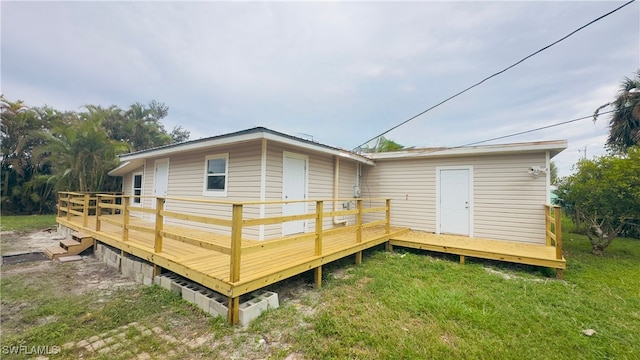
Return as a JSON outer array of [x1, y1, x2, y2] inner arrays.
[[0, 214, 57, 232], [253, 233, 640, 359], [1, 214, 639, 359]]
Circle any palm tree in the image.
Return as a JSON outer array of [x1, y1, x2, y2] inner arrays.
[[36, 115, 129, 192], [594, 70, 640, 154]]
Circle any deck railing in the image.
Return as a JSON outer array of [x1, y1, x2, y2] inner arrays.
[[57, 192, 392, 284], [544, 204, 563, 261]]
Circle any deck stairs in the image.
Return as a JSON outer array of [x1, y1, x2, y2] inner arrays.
[[44, 232, 94, 260]]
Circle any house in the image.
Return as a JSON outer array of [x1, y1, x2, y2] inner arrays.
[[364, 141, 566, 244], [54, 126, 566, 324], [107, 127, 374, 241], [108, 127, 566, 245]]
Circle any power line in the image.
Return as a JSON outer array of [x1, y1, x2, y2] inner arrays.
[[354, 0, 637, 150], [412, 106, 627, 156]]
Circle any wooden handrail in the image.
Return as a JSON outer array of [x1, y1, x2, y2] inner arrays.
[[544, 204, 563, 260], [57, 192, 393, 283]]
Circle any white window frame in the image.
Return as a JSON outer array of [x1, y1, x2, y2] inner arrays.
[[203, 153, 229, 197], [131, 172, 143, 206]]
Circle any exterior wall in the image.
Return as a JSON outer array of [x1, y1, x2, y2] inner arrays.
[[364, 152, 548, 244], [117, 140, 361, 241], [262, 142, 360, 238]]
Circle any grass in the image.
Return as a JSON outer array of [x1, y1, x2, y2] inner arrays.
[[0, 261, 232, 360], [1, 215, 639, 359], [0, 214, 57, 232], [266, 235, 639, 359]]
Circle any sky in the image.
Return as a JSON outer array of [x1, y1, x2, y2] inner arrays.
[[2, 1, 638, 177]]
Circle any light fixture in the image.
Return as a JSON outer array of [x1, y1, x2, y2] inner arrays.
[[528, 166, 547, 177]]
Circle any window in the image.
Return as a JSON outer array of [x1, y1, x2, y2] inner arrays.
[[132, 173, 143, 205], [204, 154, 228, 196]]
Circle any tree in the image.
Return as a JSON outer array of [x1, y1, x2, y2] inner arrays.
[[170, 125, 190, 143], [0, 97, 58, 214], [593, 70, 640, 154], [360, 136, 404, 153], [556, 147, 640, 255], [549, 161, 558, 185], [36, 114, 129, 193], [1, 96, 189, 215]]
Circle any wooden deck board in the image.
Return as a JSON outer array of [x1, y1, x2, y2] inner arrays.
[[390, 230, 566, 269], [58, 212, 564, 305], [58, 215, 405, 297]]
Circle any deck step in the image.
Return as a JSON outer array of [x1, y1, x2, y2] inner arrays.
[[60, 239, 82, 250], [71, 231, 92, 241], [44, 246, 67, 260]]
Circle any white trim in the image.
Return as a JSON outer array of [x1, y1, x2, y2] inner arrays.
[[131, 172, 143, 207], [435, 165, 474, 237], [370, 140, 567, 160], [545, 151, 551, 204], [259, 139, 267, 240], [203, 153, 229, 197], [118, 129, 375, 166], [153, 158, 170, 197], [282, 151, 309, 235]]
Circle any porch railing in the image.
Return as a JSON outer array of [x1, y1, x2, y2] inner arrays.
[[544, 204, 563, 260], [57, 192, 392, 284]]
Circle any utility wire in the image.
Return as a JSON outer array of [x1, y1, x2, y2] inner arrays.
[[410, 106, 630, 156], [354, 0, 637, 150]]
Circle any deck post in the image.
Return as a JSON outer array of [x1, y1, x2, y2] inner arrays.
[[315, 266, 322, 288], [96, 194, 102, 232], [460, 255, 465, 265], [554, 206, 563, 260], [82, 193, 90, 227], [66, 194, 71, 221], [122, 197, 130, 242], [230, 204, 243, 283], [315, 201, 323, 256], [228, 296, 240, 325], [314, 201, 324, 288], [356, 199, 363, 243], [57, 193, 62, 218], [153, 264, 161, 278], [154, 197, 165, 253], [355, 251, 362, 265], [545, 205, 552, 246], [385, 199, 391, 235]]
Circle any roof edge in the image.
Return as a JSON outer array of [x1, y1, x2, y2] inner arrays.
[[118, 127, 375, 166], [368, 140, 568, 160]]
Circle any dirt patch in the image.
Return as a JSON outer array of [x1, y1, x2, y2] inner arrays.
[[1, 229, 64, 256], [1, 256, 137, 296], [1, 252, 48, 266]]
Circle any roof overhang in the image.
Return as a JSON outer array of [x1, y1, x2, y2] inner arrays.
[[108, 159, 145, 176], [114, 127, 375, 169], [368, 140, 568, 160]]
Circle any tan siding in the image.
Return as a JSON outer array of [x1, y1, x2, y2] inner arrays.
[[365, 152, 548, 244], [131, 143, 263, 239]]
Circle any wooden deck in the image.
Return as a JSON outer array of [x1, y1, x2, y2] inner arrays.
[[56, 193, 409, 324], [56, 192, 565, 324], [389, 230, 566, 271], [58, 214, 407, 296]]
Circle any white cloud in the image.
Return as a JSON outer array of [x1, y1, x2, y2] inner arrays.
[[2, 1, 638, 174]]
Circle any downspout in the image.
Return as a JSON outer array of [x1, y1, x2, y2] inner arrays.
[[333, 156, 348, 225]]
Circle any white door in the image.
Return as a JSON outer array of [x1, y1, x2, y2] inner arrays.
[[282, 154, 307, 236], [439, 169, 470, 236], [154, 159, 169, 197]]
